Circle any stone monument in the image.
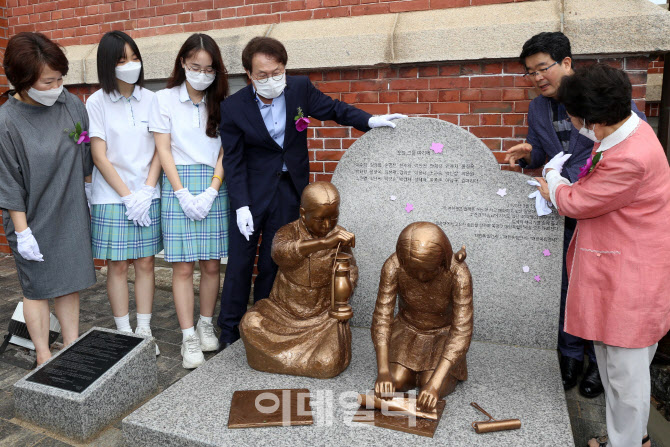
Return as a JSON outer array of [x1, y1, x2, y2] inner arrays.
[[122, 118, 573, 446], [14, 327, 157, 441], [333, 117, 564, 349]]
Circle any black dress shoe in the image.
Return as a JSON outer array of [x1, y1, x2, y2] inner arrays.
[[579, 360, 604, 398], [560, 356, 583, 390]]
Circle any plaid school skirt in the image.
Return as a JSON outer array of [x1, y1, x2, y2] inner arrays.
[[161, 164, 229, 263], [91, 199, 163, 261]]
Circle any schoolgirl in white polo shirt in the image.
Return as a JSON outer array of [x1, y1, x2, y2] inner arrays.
[[149, 34, 229, 369], [87, 31, 162, 355]]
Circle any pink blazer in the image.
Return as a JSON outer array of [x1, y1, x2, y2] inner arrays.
[[556, 120, 670, 348]]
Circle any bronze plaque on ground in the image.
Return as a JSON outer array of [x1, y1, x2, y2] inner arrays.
[[352, 394, 446, 438], [227, 389, 313, 428]]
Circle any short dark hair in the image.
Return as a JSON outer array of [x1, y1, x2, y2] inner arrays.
[[241, 37, 288, 73], [519, 32, 572, 67], [96, 31, 144, 94], [557, 63, 632, 126], [167, 33, 229, 138], [3, 32, 69, 95]]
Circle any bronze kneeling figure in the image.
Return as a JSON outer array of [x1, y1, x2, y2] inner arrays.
[[372, 222, 473, 411], [240, 182, 357, 379]]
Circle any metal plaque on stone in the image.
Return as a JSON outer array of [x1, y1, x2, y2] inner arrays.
[[28, 329, 142, 393], [15, 327, 156, 441]]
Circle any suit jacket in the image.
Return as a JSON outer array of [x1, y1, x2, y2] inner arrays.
[[220, 75, 372, 216], [556, 119, 670, 348], [521, 95, 646, 182]]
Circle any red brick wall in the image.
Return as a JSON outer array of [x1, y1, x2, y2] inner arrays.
[[646, 56, 663, 118], [302, 56, 648, 182], [9, 0, 529, 46], [649, 55, 664, 75]]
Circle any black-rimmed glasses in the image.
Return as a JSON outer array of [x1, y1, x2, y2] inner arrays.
[[524, 61, 558, 79]]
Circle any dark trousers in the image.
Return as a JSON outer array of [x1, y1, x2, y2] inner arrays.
[[217, 175, 300, 343], [559, 217, 596, 362]]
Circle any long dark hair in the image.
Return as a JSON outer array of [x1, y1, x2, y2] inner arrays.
[[167, 33, 228, 138], [97, 31, 144, 94]]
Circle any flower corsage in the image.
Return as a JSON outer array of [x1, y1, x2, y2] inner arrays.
[[65, 122, 91, 144], [294, 107, 310, 132], [577, 151, 602, 180]]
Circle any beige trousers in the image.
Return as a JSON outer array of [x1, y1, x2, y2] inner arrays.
[[593, 341, 657, 447]]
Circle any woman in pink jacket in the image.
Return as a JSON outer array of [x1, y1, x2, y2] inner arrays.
[[537, 63, 670, 447]]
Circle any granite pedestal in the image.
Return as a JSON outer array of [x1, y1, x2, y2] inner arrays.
[[123, 328, 573, 446], [14, 327, 157, 441]]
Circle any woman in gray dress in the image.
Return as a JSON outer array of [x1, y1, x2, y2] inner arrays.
[[0, 33, 96, 365]]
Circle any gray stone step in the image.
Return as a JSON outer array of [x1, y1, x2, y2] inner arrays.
[[122, 327, 574, 446]]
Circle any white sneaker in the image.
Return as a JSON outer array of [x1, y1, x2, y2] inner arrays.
[[181, 334, 204, 369], [135, 326, 160, 356], [196, 320, 220, 352]]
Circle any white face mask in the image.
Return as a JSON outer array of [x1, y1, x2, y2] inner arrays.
[[253, 76, 286, 100], [579, 124, 599, 143], [27, 84, 63, 106], [115, 61, 142, 85], [185, 69, 215, 91]]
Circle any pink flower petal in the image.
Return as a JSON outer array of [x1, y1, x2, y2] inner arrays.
[[295, 117, 310, 132], [430, 142, 443, 154], [578, 156, 593, 180], [534, 275, 541, 282], [543, 249, 551, 257], [405, 203, 414, 213]]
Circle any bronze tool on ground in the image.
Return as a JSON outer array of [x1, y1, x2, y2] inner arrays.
[[470, 402, 521, 433]]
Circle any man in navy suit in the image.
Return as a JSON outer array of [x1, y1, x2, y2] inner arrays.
[[505, 32, 646, 399], [217, 37, 405, 346]]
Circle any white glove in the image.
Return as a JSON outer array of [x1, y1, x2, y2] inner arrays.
[[120, 193, 138, 222], [138, 197, 152, 227], [236, 206, 254, 241], [193, 187, 218, 218], [175, 188, 207, 221], [84, 182, 92, 211], [368, 113, 408, 129], [527, 180, 552, 217], [126, 185, 156, 226], [16, 227, 44, 262], [542, 151, 572, 178], [139, 211, 152, 227]]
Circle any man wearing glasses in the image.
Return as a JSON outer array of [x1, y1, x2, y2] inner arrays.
[[217, 36, 405, 348], [505, 32, 645, 399]]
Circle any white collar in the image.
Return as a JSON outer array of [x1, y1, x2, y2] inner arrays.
[[179, 82, 206, 104], [109, 85, 142, 103], [596, 113, 640, 153]]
